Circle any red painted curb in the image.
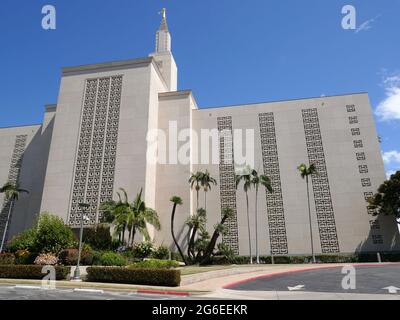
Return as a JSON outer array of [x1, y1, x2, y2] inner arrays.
[[137, 289, 190, 297], [222, 263, 400, 289]]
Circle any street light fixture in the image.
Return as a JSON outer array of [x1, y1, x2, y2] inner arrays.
[[72, 202, 90, 281]]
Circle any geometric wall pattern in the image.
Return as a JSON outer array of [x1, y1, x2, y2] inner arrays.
[[302, 108, 340, 253], [217, 116, 239, 254], [259, 113, 289, 255], [0, 134, 27, 242], [346, 104, 384, 242], [68, 76, 123, 227]]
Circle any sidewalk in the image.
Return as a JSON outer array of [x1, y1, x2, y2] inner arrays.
[[180, 263, 344, 291], [202, 288, 400, 300]]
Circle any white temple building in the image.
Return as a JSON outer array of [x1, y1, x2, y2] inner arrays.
[[1, 10, 399, 256]]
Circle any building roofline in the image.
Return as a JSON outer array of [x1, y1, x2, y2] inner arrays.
[[62, 57, 154, 76], [159, 90, 198, 109], [0, 123, 42, 130], [199, 92, 369, 111], [61, 56, 169, 90], [159, 90, 193, 99], [45, 104, 57, 112]]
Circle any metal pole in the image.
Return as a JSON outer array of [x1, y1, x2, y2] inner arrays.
[[246, 193, 253, 264], [73, 203, 88, 281], [255, 187, 259, 264]]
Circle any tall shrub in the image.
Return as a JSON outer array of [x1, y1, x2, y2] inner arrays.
[[7, 228, 37, 252], [83, 224, 112, 250], [34, 213, 75, 254]]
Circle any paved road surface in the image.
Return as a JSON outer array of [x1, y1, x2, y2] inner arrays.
[[0, 285, 196, 300], [229, 265, 400, 295]]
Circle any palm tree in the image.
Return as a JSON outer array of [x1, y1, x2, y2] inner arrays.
[[186, 208, 207, 260], [236, 166, 254, 264], [170, 196, 187, 265], [200, 170, 217, 212], [127, 189, 160, 246], [99, 199, 127, 243], [189, 172, 203, 210], [100, 188, 160, 246], [298, 163, 318, 263], [0, 182, 29, 253], [251, 170, 273, 264], [115, 188, 130, 244]]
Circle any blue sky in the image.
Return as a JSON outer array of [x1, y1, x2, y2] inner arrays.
[[0, 0, 399, 176]]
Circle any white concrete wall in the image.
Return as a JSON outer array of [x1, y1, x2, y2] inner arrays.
[[190, 93, 400, 255], [2, 57, 398, 256], [153, 91, 195, 249], [40, 60, 161, 224], [0, 106, 55, 239]]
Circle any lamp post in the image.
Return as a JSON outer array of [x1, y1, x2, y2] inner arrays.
[[72, 203, 89, 281]]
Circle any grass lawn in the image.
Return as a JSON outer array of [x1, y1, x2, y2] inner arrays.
[[178, 265, 235, 276], [178, 264, 270, 276]]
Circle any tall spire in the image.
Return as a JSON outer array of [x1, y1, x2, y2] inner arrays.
[[159, 8, 168, 31], [151, 8, 177, 91], [155, 8, 171, 53]]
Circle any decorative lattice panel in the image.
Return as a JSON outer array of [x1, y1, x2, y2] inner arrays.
[[356, 152, 366, 161], [302, 108, 340, 253], [217, 116, 239, 254], [0, 135, 27, 242], [346, 105, 356, 112], [259, 113, 288, 255], [69, 76, 122, 227], [347, 105, 377, 223], [349, 116, 358, 124]]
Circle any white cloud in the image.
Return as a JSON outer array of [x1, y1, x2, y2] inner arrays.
[[386, 170, 396, 180], [376, 75, 400, 121], [382, 150, 400, 164]]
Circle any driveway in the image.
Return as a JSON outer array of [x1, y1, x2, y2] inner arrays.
[[226, 264, 400, 295]]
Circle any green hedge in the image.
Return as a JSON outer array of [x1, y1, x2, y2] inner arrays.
[[128, 259, 179, 269], [92, 251, 127, 266], [87, 267, 181, 287], [0, 265, 70, 280], [210, 253, 400, 265]]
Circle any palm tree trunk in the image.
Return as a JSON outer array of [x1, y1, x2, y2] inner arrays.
[[131, 228, 136, 247], [306, 176, 316, 263], [255, 186, 259, 264], [130, 224, 135, 246], [122, 224, 126, 246], [246, 192, 253, 264], [187, 225, 198, 261], [171, 204, 187, 265], [196, 189, 199, 210], [128, 228, 132, 247], [200, 213, 231, 265], [0, 200, 14, 253], [204, 191, 207, 212]]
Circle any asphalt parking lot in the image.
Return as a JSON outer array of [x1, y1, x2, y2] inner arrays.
[[228, 264, 400, 295]]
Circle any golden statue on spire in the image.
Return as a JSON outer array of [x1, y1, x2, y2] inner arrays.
[[161, 8, 166, 20]]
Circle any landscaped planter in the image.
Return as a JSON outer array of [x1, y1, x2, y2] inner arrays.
[[86, 267, 181, 287], [0, 265, 70, 280]]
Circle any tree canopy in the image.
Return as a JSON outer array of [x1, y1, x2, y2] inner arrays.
[[368, 171, 400, 223]]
